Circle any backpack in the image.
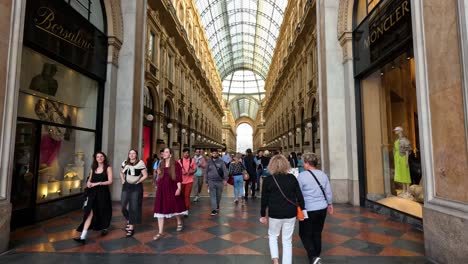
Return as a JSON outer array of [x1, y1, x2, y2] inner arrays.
[[194, 156, 203, 177]]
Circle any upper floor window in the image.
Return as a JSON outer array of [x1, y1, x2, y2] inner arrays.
[[356, 0, 382, 26], [148, 32, 155, 62], [144, 87, 154, 111], [63, 0, 105, 32]]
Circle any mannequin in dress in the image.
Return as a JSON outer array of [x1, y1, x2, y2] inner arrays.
[[393, 126, 413, 198]]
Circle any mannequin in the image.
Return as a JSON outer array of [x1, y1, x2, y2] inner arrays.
[[393, 126, 413, 198]]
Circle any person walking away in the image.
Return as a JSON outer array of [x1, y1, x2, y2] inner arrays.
[[177, 148, 197, 214], [205, 148, 227, 216], [153, 149, 164, 188], [243, 149, 257, 199], [260, 154, 305, 264], [73, 152, 113, 244], [120, 149, 148, 237], [297, 153, 304, 173], [153, 147, 188, 240], [221, 148, 232, 167], [297, 153, 333, 264], [228, 155, 246, 204], [193, 148, 206, 202]]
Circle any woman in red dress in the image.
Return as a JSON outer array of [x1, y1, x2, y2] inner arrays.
[[153, 147, 187, 240]]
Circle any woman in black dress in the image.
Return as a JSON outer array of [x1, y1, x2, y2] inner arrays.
[[73, 152, 113, 244]]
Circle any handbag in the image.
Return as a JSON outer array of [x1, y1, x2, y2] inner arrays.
[[271, 174, 304, 221], [242, 170, 250, 181], [227, 175, 234, 185], [124, 165, 141, 184]]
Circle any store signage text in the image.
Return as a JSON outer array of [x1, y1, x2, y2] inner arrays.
[[34, 7, 94, 51], [364, 0, 410, 48]]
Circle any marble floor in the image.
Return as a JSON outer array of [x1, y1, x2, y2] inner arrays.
[[3, 196, 432, 263]]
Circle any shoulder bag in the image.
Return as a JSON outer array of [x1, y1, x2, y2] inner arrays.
[[307, 170, 329, 204], [271, 174, 304, 221]]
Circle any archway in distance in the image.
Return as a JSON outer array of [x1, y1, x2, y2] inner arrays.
[[236, 123, 253, 153]]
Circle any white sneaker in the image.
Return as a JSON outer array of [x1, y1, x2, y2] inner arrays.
[[312, 257, 322, 264], [193, 195, 199, 202]]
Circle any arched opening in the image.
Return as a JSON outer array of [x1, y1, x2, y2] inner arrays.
[[177, 109, 183, 155], [236, 123, 253, 153], [143, 87, 155, 163], [163, 100, 172, 147]]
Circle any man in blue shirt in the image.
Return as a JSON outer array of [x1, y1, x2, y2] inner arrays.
[[221, 148, 232, 166]]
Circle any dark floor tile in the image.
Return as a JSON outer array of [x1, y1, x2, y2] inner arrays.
[[51, 238, 95, 251], [146, 237, 188, 252], [392, 239, 425, 254], [369, 226, 405, 237], [241, 238, 270, 255], [243, 226, 268, 236], [194, 237, 237, 253], [325, 217, 346, 224], [111, 216, 127, 223], [43, 224, 76, 234], [99, 237, 140, 251], [341, 239, 385, 255], [352, 216, 379, 224], [10, 236, 50, 248], [328, 226, 361, 237], [204, 225, 236, 236]]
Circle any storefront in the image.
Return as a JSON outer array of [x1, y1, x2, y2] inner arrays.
[[353, 0, 423, 221], [10, 0, 107, 228]]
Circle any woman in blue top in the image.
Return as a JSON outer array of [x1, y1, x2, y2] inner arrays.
[[297, 153, 333, 264], [297, 153, 304, 173]]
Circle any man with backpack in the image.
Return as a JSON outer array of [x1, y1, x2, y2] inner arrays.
[[193, 148, 206, 202], [177, 148, 197, 214], [205, 148, 227, 216]]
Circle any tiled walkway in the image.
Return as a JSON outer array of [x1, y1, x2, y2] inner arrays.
[[3, 197, 431, 263]]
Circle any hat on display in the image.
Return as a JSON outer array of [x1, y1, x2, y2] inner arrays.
[[393, 126, 403, 132]]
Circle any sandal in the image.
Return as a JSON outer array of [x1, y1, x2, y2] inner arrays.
[[176, 224, 183, 232], [153, 233, 164, 241], [126, 229, 134, 237]]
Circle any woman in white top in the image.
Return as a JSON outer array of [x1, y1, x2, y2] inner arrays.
[[297, 153, 333, 264]]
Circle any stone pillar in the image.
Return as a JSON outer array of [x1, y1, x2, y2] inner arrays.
[[0, 0, 25, 253], [107, 0, 147, 201], [317, 0, 359, 204], [412, 0, 468, 262]]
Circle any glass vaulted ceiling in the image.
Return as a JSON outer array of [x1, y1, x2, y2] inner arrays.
[[194, 0, 288, 120]]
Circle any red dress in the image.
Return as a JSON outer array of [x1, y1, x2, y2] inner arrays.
[[153, 162, 188, 218]]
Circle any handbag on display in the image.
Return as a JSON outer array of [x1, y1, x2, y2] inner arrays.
[[271, 174, 305, 221]]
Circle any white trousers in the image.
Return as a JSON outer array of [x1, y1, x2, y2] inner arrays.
[[268, 217, 296, 264]]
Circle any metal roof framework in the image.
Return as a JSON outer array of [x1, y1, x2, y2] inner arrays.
[[194, 0, 288, 119]]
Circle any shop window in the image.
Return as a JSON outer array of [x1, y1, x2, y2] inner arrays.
[[37, 127, 95, 203], [360, 53, 423, 218], [16, 47, 98, 203]]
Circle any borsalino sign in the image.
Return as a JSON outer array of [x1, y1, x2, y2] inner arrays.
[[24, 0, 107, 81], [353, 0, 412, 77]]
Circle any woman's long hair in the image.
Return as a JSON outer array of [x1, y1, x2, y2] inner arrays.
[[160, 148, 176, 181], [125, 149, 139, 165], [92, 151, 109, 171], [267, 154, 291, 175]]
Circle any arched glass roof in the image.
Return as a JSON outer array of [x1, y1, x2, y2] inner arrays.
[[194, 0, 288, 120], [194, 0, 288, 79], [222, 70, 265, 101], [228, 96, 260, 120]]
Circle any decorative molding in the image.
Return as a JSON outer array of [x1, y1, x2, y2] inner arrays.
[[337, 0, 354, 62], [108, 36, 122, 66]]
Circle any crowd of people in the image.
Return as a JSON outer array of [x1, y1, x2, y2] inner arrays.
[[72, 147, 333, 264]]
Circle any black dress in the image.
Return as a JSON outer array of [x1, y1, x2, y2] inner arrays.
[[77, 170, 112, 231]]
